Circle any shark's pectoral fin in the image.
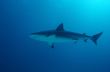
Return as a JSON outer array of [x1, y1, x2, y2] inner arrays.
[[48, 42, 55, 48], [51, 43, 54, 48], [47, 35, 56, 48]]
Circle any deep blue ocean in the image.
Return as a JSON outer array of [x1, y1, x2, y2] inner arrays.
[[1, 0, 110, 72]]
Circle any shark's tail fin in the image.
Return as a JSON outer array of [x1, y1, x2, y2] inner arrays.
[[91, 32, 103, 45]]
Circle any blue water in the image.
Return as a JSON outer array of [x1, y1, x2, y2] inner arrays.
[[1, 0, 110, 72]]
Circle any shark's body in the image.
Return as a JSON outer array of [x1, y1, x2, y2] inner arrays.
[[30, 23, 103, 48]]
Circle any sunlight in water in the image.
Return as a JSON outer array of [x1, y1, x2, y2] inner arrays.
[[60, 0, 109, 10]]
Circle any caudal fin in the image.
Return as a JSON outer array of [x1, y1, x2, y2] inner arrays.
[[91, 32, 103, 45]]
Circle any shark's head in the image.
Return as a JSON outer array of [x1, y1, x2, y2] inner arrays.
[[30, 32, 43, 40], [30, 30, 55, 42]]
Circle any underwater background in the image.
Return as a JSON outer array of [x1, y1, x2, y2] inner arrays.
[[1, 0, 110, 72]]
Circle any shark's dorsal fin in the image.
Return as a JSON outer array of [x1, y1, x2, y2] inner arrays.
[[56, 23, 64, 32]]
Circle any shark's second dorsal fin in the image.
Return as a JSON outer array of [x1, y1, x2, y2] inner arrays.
[[56, 23, 64, 32]]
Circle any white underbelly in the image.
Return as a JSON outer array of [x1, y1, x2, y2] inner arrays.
[[30, 35, 73, 43]]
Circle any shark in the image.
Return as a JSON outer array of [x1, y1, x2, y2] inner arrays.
[[30, 23, 103, 48]]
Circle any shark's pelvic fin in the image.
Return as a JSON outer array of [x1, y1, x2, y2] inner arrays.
[[56, 23, 64, 32]]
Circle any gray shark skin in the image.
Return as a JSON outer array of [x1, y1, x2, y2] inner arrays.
[[30, 23, 103, 48]]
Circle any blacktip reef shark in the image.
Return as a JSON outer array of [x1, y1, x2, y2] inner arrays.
[[30, 23, 103, 48]]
